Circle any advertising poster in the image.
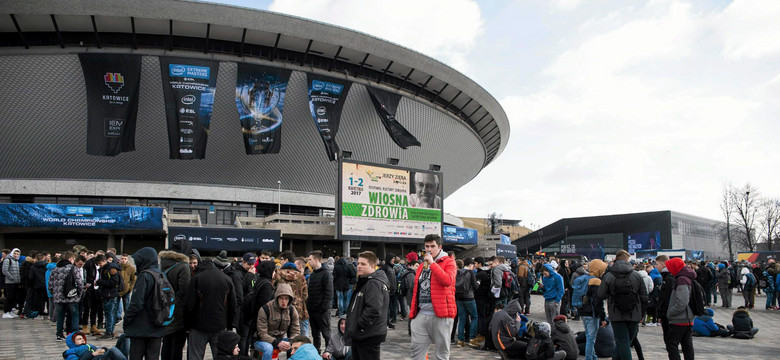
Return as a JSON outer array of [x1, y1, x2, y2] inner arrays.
[[737, 252, 780, 262], [443, 225, 478, 245], [0, 204, 163, 230], [169, 226, 280, 252], [627, 231, 661, 254], [235, 63, 291, 154], [339, 160, 442, 242], [307, 74, 352, 161], [560, 238, 606, 260], [366, 87, 421, 149], [496, 243, 517, 259], [160, 57, 219, 159], [79, 54, 142, 156]]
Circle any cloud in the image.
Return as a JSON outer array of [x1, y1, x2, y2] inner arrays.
[[717, 0, 780, 60], [268, 0, 484, 72]]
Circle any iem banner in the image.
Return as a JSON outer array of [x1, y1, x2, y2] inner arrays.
[[160, 57, 219, 159], [79, 54, 142, 156], [235, 63, 291, 154], [307, 74, 352, 161]]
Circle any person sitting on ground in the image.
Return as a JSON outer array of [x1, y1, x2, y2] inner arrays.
[[214, 330, 253, 360], [254, 283, 301, 360], [576, 319, 615, 359], [550, 315, 578, 360], [63, 331, 127, 360], [526, 322, 566, 360], [288, 335, 321, 360], [727, 306, 759, 339], [322, 318, 351, 360], [692, 308, 730, 337], [489, 299, 528, 358]]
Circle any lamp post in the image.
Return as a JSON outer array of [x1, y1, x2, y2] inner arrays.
[[745, 191, 751, 249], [277, 180, 281, 214]]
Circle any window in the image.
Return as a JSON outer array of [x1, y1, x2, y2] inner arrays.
[[102, 198, 126, 206], [216, 210, 248, 225]]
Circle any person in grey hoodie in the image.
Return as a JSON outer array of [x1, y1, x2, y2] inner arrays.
[[717, 263, 732, 308], [2, 248, 23, 316], [664, 258, 695, 360], [490, 256, 512, 306], [322, 317, 350, 360]]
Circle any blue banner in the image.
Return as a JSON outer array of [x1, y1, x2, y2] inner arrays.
[[500, 234, 511, 245], [169, 226, 280, 252], [627, 231, 661, 254], [0, 204, 163, 230], [443, 225, 478, 245]]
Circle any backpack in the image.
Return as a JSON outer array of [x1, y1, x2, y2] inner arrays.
[[501, 270, 520, 299], [744, 273, 756, 289], [63, 266, 81, 299], [141, 269, 176, 327], [729, 268, 738, 289], [679, 275, 707, 316], [571, 274, 594, 309], [520, 265, 536, 287], [525, 330, 542, 360], [609, 271, 638, 314], [455, 269, 470, 299]]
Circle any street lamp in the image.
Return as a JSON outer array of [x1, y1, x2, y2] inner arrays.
[[277, 180, 281, 214]]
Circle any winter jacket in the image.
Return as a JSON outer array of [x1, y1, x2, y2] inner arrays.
[[490, 263, 512, 292], [249, 261, 277, 330], [527, 330, 557, 360], [274, 266, 309, 321], [1, 250, 21, 284], [63, 332, 98, 360], [381, 262, 397, 295], [740, 267, 754, 290], [475, 268, 492, 300], [224, 261, 255, 329], [667, 264, 696, 325], [569, 263, 587, 285], [596, 260, 649, 322], [185, 259, 237, 332], [344, 269, 389, 344], [517, 264, 532, 289], [256, 283, 301, 347], [333, 258, 355, 291], [638, 270, 653, 295], [289, 344, 321, 360], [657, 269, 675, 318], [29, 260, 48, 289], [455, 268, 478, 300], [19, 257, 34, 288], [45, 262, 57, 297], [409, 252, 457, 319], [400, 267, 416, 304], [717, 266, 731, 289], [542, 264, 565, 303], [323, 318, 350, 358], [119, 262, 136, 297], [96, 262, 123, 299], [159, 250, 190, 335], [49, 259, 84, 304], [575, 321, 615, 358], [307, 265, 334, 316], [696, 266, 712, 288], [123, 247, 165, 338], [693, 308, 720, 336], [551, 319, 578, 360], [489, 300, 523, 351], [731, 308, 753, 332], [84, 258, 100, 287], [578, 259, 606, 321]]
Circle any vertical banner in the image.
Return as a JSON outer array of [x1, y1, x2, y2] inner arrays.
[[79, 54, 142, 156], [235, 64, 291, 154], [160, 57, 219, 159], [307, 74, 352, 161], [366, 87, 421, 149]]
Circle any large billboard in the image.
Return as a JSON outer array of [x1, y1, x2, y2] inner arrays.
[[235, 63, 291, 154], [627, 231, 661, 254], [443, 225, 478, 245], [0, 204, 163, 231], [338, 160, 442, 242], [168, 226, 280, 252]]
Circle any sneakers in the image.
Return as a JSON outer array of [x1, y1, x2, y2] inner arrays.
[[2, 312, 16, 319], [457, 340, 466, 347], [99, 333, 115, 340], [473, 334, 485, 342], [56, 334, 65, 342], [469, 338, 482, 347]]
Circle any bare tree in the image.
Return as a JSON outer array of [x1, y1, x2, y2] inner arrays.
[[731, 183, 760, 251], [720, 183, 736, 261], [758, 198, 780, 250]]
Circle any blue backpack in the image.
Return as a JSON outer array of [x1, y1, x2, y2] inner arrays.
[[744, 273, 756, 289], [571, 274, 594, 309]]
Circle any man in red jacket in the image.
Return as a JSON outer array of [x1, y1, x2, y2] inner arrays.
[[409, 234, 457, 360]]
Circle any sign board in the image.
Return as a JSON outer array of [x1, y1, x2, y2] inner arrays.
[[496, 243, 517, 259], [0, 203, 163, 231], [443, 225, 478, 245], [168, 226, 280, 252]]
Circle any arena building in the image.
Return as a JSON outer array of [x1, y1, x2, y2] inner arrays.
[[0, 0, 510, 257]]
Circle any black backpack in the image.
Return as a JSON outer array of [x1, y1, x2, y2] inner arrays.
[[62, 266, 81, 299], [142, 269, 176, 327], [687, 278, 707, 316], [455, 269, 469, 299], [610, 271, 638, 314], [399, 270, 414, 297]]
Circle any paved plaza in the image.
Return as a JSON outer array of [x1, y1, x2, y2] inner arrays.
[[1, 293, 778, 359]]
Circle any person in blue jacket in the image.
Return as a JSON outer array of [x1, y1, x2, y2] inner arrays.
[[45, 260, 57, 323], [540, 263, 564, 325], [763, 267, 775, 310], [692, 308, 729, 337], [63, 331, 127, 360]]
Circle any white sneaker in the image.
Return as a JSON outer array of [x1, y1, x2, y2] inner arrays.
[[2, 312, 16, 319]]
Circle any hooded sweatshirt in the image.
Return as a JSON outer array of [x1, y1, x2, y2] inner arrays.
[[740, 267, 754, 289], [289, 344, 321, 360], [489, 299, 523, 351], [49, 259, 83, 304], [551, 318, 578, 360], [257, 283, 301, 347], [638, 270, 654, 295], [665, 258, 696, 325], [63, 332, 97, 360], [579, 259, 606, 320], [274, 265, 309, 321], [491, 263, 512, 292], [693, 308, 720, 336], [345, 269, 390, 344], [542, 263, 565, 303], [124, 247, 165, 338], [323, 318, 350, 358], [45, 262, 57, 297], [1, 248, 21, 284]]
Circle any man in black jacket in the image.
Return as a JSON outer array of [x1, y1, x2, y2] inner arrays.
[[655, 255, 676, 352], [223, 252, 257, 356], [473, 257, 493, 342], [82, 254, 107, 335], [307, 250, 334, 352], [29, 252, 49, 317], [158, 248, 191, 360], [345, 251, 389, 360], [124, 247, 165, 360], [185, 258, 237, 360], [333, 257, 356, 317]]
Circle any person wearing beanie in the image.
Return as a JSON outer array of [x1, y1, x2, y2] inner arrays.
[[551, 315, 578, 360], [579, 259, 607, 360], [717, 263, 732, 308], [214, 250, 231, 270], [692, 308, 729, 337], [664, 257, 696, 360], [527, 321, 566, 360]]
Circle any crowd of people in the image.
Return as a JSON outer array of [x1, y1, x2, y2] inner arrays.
[[1, 241, 776, 360]]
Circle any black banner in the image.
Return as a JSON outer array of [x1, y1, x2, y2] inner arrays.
[[160, 57, 219, 159], [235, 63, 291, 154], [307, 74, 352, 161], [79, 54, 142, 156], [496, 243, 518, 259], [367, 87, 421, 149], [168, 226, 280, 252]]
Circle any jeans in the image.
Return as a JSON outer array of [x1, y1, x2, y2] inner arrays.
[[94, 347, 127, 360], [336, 289, 352, 316], [710, 284, 718, 304], [766, 290, 775, 308], [581, 316, 599, 360], [456, 300, 478, 341], [117, 293, 129, 319], [103, 297, 119, 335], [253, 341, 276, 360], [666, 325, 694, 360], [300, 319, 310, 337], [56, 302, 80, 336], [388, 292, 400, 322], [611, 321, 638, 360]]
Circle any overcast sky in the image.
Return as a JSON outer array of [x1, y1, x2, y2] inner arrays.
[[210, 0, 780, 228]]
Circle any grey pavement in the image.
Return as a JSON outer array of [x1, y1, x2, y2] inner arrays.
[[1, 292, 779, 359]]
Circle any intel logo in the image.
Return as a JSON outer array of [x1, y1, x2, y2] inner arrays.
[[181, 95, 196, 105], [312, 81, 325, 91], [174, 234, 186, 241], [316, 106, 326, 116], [171, 65, 186, 76]]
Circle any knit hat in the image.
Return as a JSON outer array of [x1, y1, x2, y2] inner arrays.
[[215, 250, 230, 263], [666, 258, 685, 276], [406, 251, 419, 264], [553, 315, 567, 323], [538, 322, 551, 336], [718, 263, 726, 270]]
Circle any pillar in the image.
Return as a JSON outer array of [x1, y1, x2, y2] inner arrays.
[[377, 242, 386, 261], [342, 240, 350, 258], [305, 239, 314, 255], [107, 234, 116, 252], [0, 234, 5, 250]]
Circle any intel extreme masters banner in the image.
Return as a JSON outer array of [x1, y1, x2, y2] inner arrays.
[[338, 160, 442, 242], [307, 74, 352, 161], [0, 204, 164, 230], [235, 63, 291, 154], [79, 54, 142, 156], [160, 57, 219, 159]]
